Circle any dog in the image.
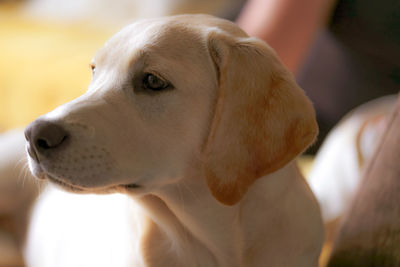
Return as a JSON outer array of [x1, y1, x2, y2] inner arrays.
[[20, 14, 323, 266]]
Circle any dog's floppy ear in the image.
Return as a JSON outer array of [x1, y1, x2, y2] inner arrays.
[[203, 30, 318, 206]]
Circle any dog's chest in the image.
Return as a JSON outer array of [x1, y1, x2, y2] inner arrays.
[[24, 186, 145, 267]]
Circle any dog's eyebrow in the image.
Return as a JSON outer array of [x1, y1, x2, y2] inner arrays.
[[127, 49, 148, 70]]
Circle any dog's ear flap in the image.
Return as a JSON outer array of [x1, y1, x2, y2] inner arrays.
[[204, 31, 318, 206]]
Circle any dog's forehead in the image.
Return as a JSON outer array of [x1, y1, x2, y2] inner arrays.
[[93, 21, 192, 66], [111, 14, 246, 44], [110, 19, 189, 46], [94, 15, 247, 64]]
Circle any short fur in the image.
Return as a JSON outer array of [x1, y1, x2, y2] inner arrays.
[[23, 14, 323, 266]]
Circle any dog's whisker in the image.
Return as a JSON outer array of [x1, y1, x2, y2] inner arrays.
[[19, 163, 30, 187], [14, 156, 27, 170], [23, 163, 33, 188], [38, 181, 45, 196], [17, 161, 29, 184]]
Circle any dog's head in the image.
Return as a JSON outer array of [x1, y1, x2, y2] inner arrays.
[[25, 15, 317, 205]]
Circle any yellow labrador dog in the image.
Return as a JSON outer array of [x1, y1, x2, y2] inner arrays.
[[22, 14, 323, 266]]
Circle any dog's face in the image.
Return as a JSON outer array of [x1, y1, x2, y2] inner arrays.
[[26, 15, 318, 205], [26, 16, 220, 194]]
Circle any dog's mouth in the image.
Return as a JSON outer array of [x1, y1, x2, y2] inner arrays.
[[123, 184, 140, 189], [28, 155, 141, 193], [28, 156, 142, 193], [38, 172, 141, 194], [44, 174, 86, 192]]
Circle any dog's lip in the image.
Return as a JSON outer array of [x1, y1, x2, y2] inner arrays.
[[33, 168, 141, 192], [46, 174, 141, 192], [121, 184, 140, 189], [45, 174, 85, 191]]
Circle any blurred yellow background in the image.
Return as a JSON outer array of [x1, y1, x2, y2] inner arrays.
[[0, 3, 114, 130]]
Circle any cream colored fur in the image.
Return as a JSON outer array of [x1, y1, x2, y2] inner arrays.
[[20, 14, 323, 266]]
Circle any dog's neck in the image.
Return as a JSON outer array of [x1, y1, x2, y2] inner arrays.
[[130, 162, 304, 267], [134, 172, 241, 266]]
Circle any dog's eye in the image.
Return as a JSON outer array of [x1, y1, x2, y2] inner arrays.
[[143, 73, 169, 91], [89, 63, 96, 75]]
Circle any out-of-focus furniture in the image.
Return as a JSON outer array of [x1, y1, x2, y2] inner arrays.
[[328, 95, 400, 266]]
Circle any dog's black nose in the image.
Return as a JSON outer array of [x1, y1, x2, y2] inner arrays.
[[25, 119, 69, 154]]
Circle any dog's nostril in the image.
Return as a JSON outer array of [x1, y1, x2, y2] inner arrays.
[[37, 139, 49, 149], [37, 138, 51, 149], [36, 135, 67, 150], [35, 132, 68, 151]]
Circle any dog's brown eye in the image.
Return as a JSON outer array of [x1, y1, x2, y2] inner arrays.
[[143, 73, 169, 91], [89, 63, 95, 75]]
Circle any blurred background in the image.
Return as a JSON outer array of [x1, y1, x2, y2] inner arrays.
[[0, 0, 399, 266]]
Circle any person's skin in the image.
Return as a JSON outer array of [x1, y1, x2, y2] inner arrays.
[[236, 0, 336, 73]]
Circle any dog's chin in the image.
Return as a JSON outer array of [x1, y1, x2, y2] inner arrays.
[[32, 170, 142, 195], [44, 174, 89, 193], [47, 178, 143, 195], [43, 174, 129, 194], [28, 159, 142, 194]]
